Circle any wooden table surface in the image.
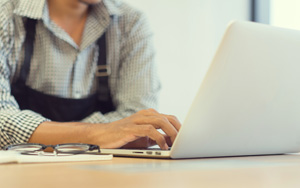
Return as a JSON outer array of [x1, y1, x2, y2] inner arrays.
[[1, 154, 300, 188]]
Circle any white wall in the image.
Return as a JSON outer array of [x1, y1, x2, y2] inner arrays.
[[270, 0, 300, 30], [123, 0, 250, 121]]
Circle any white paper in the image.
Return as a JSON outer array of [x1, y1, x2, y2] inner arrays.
[[0, 151, 20, 164]]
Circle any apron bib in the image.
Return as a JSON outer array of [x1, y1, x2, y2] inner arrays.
[[11, 19, 115, 122]]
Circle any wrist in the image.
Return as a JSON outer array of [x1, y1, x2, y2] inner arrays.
[[84, 122, 111, 147]]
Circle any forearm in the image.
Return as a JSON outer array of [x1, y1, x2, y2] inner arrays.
[[28, 120, 137, 149], [28, 121, 104, 146]]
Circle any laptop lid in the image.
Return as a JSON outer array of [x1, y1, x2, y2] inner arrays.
[[170, 20, 300, 158], [101, 21, 300, 159]]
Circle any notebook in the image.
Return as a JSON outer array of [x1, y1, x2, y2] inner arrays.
[[0, 150, 112, 164]]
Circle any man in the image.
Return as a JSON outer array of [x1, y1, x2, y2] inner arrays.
[[0, 0, 181, 150]]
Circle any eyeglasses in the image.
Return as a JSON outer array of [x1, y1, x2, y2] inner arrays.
[[4, 143, 100, 156]]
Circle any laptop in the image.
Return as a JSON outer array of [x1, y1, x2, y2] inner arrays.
[[101, 21, 300, 159]]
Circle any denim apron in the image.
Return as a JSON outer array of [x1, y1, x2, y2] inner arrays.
[[11, 19, 115, 122]]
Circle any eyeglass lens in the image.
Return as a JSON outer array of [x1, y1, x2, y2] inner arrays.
[[7, 144, 43, 152], [55, 145, 90, 153]]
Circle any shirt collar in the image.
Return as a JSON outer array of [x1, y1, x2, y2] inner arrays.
[[14, 0, 46, 19], [102, 0, 122, 16], [14, 0, 122, 19]]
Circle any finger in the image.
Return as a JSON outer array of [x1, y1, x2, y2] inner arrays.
[[163, 115, 182, 131], [138, 110, 182, 131], [147, 135, 172, 148], [134, 116, 178, 144], [133, 124, 168, 150], [163, 134, 173, 147], [136, 108, 160, 116]]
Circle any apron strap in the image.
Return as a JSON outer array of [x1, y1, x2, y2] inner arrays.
[[96, 33, 114, 109], [18, 18, 37, 85]]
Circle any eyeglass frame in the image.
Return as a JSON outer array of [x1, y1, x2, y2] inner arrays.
[[4, 143, 101, 155]]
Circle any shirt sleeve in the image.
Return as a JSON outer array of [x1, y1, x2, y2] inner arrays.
[[82, 11, 161, 123], [0, 3, 48, 149]]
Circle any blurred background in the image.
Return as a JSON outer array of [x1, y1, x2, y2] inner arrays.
[[123, 0, 300, 121]]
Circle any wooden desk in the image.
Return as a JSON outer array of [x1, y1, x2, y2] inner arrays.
[[1, 154, 300, 188]]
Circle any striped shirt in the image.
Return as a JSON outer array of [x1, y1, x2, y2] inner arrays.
[[0, 0, 160, 149]]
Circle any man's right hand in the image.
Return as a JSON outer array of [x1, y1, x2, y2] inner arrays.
[[90, 109, 181, 150]]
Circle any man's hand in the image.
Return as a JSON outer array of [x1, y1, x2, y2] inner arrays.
[[90, 109, 181, 150]]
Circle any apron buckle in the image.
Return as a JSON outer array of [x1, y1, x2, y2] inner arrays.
[[96, 65, 111, 77]]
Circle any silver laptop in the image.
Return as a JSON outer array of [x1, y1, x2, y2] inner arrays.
[[101, 21, 300, 159]]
